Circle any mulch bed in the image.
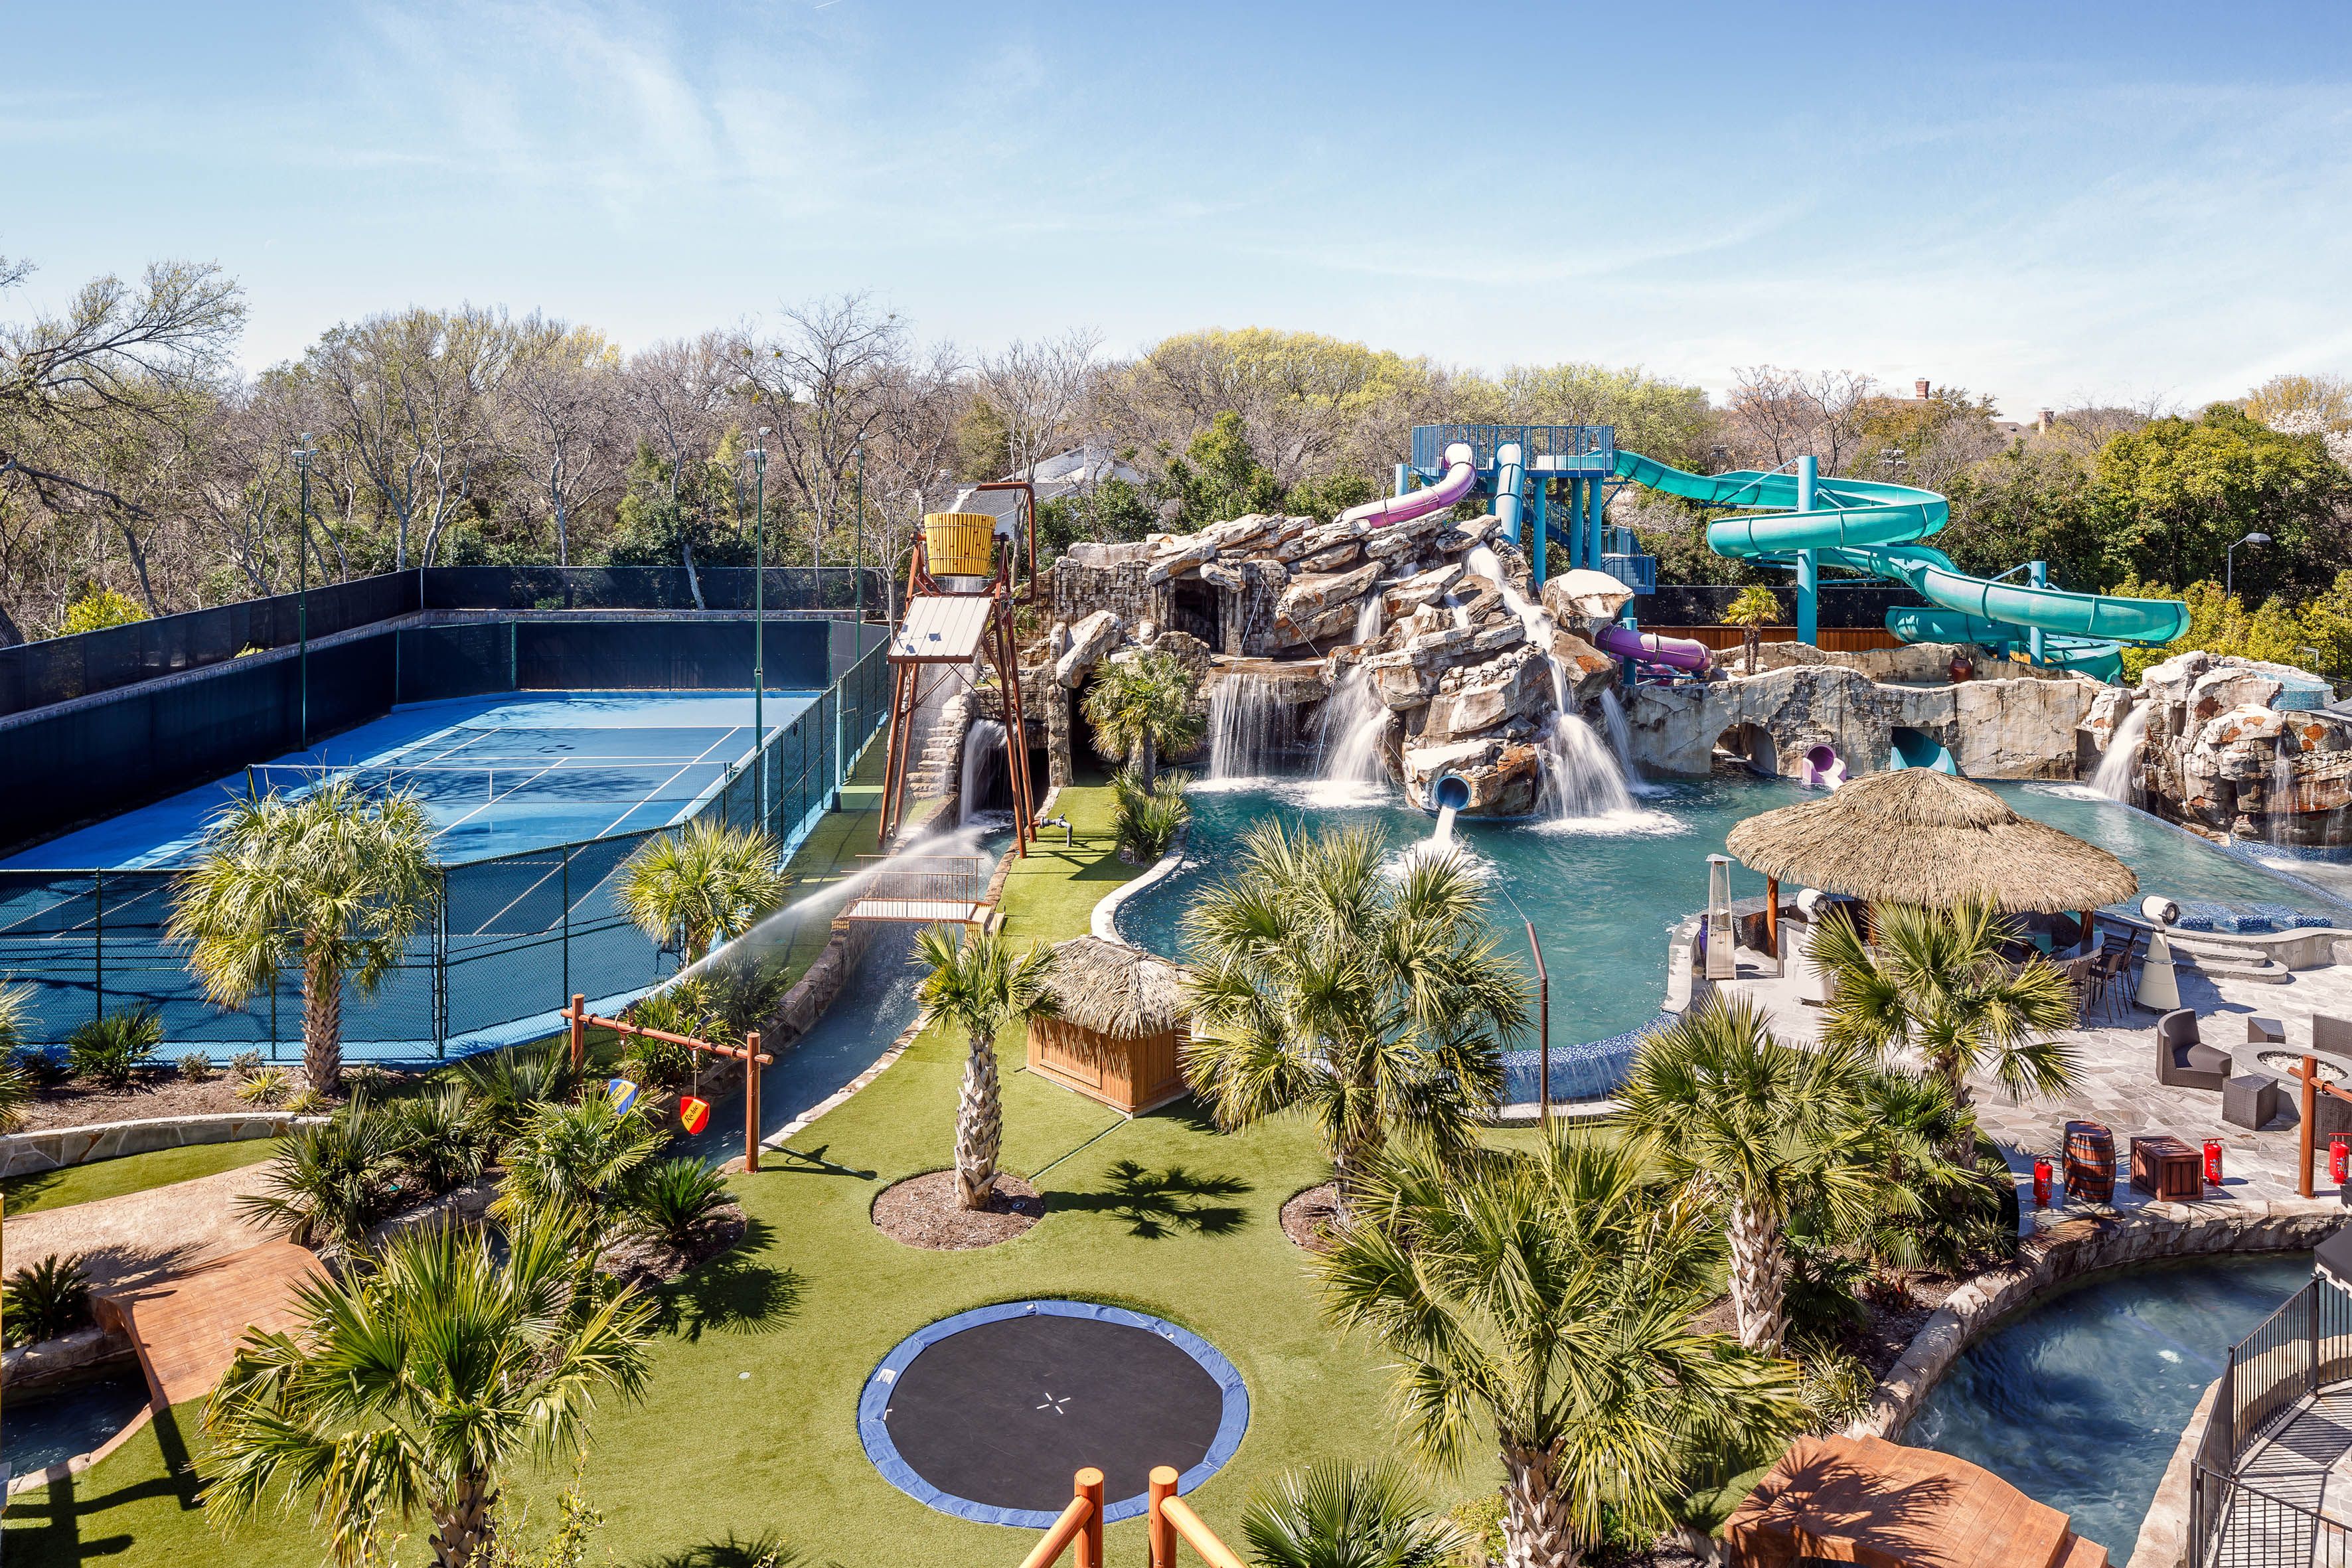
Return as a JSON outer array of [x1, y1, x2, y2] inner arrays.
[[1279, 1181, 1340, 1253], [871, 1169, 1043, 1250], [601, 1204, 749, 1288], [14, 1063, 431, 1133]]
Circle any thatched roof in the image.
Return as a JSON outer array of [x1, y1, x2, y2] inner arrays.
[[1046, 937, 1188, 1036], [1723, 767, 2139, 913]]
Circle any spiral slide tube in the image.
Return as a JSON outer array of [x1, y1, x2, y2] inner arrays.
[[1339, 441, 1478, 530], [1607, 451, 2190, 657]]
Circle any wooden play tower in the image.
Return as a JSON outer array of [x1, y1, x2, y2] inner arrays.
[[878, 485, 1038, 856]]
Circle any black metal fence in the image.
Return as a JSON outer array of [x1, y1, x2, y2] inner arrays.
[[0, 637, 894, 1063], [2189, 1277, 2352, 1563]]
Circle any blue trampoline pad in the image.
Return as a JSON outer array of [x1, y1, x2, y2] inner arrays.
[[4, 689, 819, 870]]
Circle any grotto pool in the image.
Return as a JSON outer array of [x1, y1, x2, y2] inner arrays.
[[1905, 1251, 2312, 1557], [1112, 773, 2352, 1101]]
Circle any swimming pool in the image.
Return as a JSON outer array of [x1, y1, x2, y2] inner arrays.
[[1111, 771, 2352, 1101], [1906, 1251, 2312, 1557], [4, 1368, 151, 1477]]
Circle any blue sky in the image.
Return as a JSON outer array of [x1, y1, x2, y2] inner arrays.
[[5, 1, 2348, 412]]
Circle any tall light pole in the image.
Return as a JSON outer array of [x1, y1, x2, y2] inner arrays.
[[294, 434, 314, 747], [2227, 531, 2270, 598], [751, 428, 769, 831], [854, 443, 866, 621]]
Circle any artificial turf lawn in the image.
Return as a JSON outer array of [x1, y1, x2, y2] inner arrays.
[[0, 1138, 277, 1217], [4, 779, 1463, 1568]]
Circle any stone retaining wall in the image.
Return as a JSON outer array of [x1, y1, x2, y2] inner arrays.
[[0, 1111, 327, 1178]]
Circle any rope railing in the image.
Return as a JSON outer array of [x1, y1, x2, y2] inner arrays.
[[1017, 1466, 1243, 1568]]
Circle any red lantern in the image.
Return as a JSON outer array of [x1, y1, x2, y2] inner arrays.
[[679, 1095, 711, 1135], [2203, 1139, 2223, 1187], [2032, 1157, 2053, 1208]]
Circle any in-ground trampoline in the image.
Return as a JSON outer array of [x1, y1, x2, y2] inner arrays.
[[858, 1300, 1249, 1527]]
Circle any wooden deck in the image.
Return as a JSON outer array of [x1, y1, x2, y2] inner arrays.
[[1725, 1435, 2109, 1567], [92, 1240, 321, 1408]]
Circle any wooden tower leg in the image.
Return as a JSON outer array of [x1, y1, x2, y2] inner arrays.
[[998, 607, 1036, 851], [879, 662, 915, 848]]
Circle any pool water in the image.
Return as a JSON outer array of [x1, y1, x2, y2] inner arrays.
[[1906, 1251, 2312, 1557], [1114, 772, 2352, 1101], [4, 1368, 151, 1476]]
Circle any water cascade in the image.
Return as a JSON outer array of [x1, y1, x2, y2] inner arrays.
[[1539, 712, 1636, 820], [1208, 672, 1285, 780], [1597, 687, 1645, 794], [2091, 704, 2151, 803], [961, 719, 1006, 822], [2268, 726, 2300, 844], [1317, 597, 1391, 787]]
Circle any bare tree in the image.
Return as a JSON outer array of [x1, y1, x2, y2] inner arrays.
[[307, 307, 516, 569], [621, 333, 735, 503], [503, 317, 619, 565], [1723, 366, 1878, 474], [975, 328, 1102, 479]]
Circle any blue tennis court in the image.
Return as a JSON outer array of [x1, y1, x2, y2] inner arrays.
[[4, 690, 819, 871]]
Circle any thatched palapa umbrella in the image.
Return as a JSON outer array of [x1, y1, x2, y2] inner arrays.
[[1028, 936, 1191, 1115], [1725, 767, 2138, 950]]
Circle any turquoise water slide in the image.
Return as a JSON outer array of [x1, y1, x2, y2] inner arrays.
[[1607, 450, 2188, 678]]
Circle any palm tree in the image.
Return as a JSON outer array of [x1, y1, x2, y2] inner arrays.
[[616, 819, 791, 967], [496, 1093, 665, 1243], [1182, 821, 1527, 1213], [169, 780, 439, 1095], [913, 925, 1058, 1209], [1083, 648, 1204, 788], [1813, 900, 2079, 1130], [238, 1095, 406, 1256], [1619, 996, 1887, 1355], [205, 1213, 653, 1568], [1842, 1067, 2013, 1275], [1239, 1460, 1472, 1568], [1719, 584, 1780, 676], [0, 984, 38, 1133], [1320, 1136, 1804, 1567]]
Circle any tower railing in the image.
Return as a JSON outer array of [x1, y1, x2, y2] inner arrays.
[[1411, 424, 1614, 472]]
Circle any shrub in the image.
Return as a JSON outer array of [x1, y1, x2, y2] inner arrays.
[[228, 1050, 266, 1079], [237, 1096, 405, 1252], [66, 1006, 163, 1091], [459, 1043, 579, 1137], [178, 1050, 216, 1081], [394, 1083, 493, 1194], [623, 984, 710, 1091], [236, 1066, 293, 1105], [1111, 766, 1192, 863], [4, 1254, 94, 1346], [1798, 1348, 1877, 1434], [497, 1095, 663, 1241], [700, 954, 795, 1047], [283, 1087, 329, 1115], [629, 1157, 734, 1249]]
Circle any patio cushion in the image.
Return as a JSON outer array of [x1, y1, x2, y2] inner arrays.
[[2185, 1042, 2234, 1077]]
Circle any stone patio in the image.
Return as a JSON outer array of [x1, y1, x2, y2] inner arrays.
[[1717, 941, 2352, 1215]]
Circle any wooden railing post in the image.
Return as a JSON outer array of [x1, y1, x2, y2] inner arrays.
[[1148, 1466, 1178, 1568], [2302, 1055, 2318, 1199], [1075, 1467, 1104, 1568], [568, 993, 587, 1075], [744, 1030, 762, 1174]]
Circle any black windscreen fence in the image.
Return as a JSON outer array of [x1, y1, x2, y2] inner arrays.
[[424, 566, 885, 614], [0, 637, 894, 1061]]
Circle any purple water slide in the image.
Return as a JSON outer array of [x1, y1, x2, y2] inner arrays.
[[1337, 441, 1478, 530], [1595, 623, 1711, 673]]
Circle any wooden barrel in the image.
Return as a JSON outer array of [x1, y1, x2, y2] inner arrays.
[[922, 512, 996, 577], [2065, 1119, 2115, 1202]]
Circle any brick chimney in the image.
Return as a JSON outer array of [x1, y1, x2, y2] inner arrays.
[[2037, 408, 2055, 431], [1915, 378, 1932, 400]]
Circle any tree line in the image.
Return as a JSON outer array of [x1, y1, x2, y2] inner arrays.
[[7, 247, 2351, 661]]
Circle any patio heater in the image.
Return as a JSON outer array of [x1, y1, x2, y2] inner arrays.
[[1704, 854, 1737, 982], [2136, 894, 2181, 1013]]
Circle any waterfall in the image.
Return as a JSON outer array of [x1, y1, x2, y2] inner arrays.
[[1317, 666, 1390, 785], [2270, 728, 2300, 844], [1208, 672, 1283, 780], [1597, 687, 1645, 793], [1539, 712, 1636, 821], [2091, 704, 2150, 803], [960, 719, 1006, 821]]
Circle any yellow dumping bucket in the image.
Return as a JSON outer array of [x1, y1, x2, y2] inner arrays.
[[923, 512, 996, 578]]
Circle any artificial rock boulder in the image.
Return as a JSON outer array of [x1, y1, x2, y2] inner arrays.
[[2117, 651, 2352, 842]]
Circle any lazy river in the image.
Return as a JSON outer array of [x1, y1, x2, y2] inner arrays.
[[1113, 771, 2352, 1101]]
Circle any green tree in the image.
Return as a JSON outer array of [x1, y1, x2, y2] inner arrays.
[[1181, 822, 1527, 1212], [1461, 362, 1716, 472], [1814, 900, 2078, 1137], [2089, 404, 2352, 600], [204, 1214, 654, 1568], [1282, 471, 1379, 524], [1319, 1136, 1804, 1566], [2106, 575, 2321, 682], [1935, 443, 2106, 591], [615, 819, 789, 967], [1620, 997, 1886, 1356], [1239, 1460, 1473, 1568], [1163, 411, 1282, 526], [1718, 584, 1782, 675], [913, 927, 1059, 1210], [170, 780, 439, 1095], [1082, 648, 1204, 787], [1036, 475, 1158, 563]]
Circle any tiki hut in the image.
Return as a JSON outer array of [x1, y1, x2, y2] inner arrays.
[[1724, 766, 2139, 950], [1028, 937, 1190, 1116]]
